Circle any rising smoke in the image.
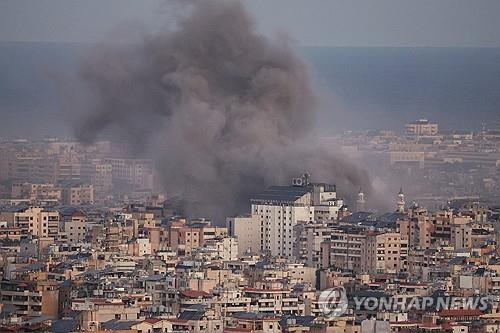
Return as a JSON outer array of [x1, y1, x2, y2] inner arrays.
[[75, 0, 374, 221]]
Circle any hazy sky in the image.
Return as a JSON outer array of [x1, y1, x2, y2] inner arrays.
[[1, 0, 500, 47]]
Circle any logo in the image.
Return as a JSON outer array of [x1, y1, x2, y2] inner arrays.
[[317, 289, 491, 318], [318, 286, 348, 317]]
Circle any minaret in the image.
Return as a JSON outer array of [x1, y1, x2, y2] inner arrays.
[[356, 188, 365, 212], [397, 187, 405, 213]]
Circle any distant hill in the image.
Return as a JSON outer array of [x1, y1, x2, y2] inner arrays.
[[1, 41, 499, 138]]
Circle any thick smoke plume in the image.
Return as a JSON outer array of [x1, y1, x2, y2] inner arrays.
[[75, 0, 373, 221]]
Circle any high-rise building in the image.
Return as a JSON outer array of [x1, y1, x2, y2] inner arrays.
[[230, 174, 344, 258]]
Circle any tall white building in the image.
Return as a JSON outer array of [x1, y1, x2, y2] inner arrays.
[[229, 173, 344, 258]]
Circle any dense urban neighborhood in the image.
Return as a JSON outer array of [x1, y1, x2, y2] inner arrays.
[[0, 119, 499, 332]]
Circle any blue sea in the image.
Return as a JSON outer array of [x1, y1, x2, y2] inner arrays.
[[1, 42, 499, 137]]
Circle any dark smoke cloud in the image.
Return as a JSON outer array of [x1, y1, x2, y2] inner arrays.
[[75, 0, 373, 221]]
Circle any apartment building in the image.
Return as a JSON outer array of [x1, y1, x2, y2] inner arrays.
[[62, 210, 87, 244], [246, 262, 316, 288], [88, 159, 113, 200], [398, 207, 489, 251], [227, 215, 261, 256], [72, 298, 141, 331], [0, 226, 21, 241], [125, 238, 152, 256], [63, 184, 94, 205], [251, 185, 313, 257], [143, 275, 177, 313], [293, 221, 332, 268], [0, 206, 59, 238], [197, 224, 228, 245], [204, 237, 239, 261], [161, 219, 230, 257], [104, 158, 154, 190], [56, 152, 83, 184], [167, 308, 223, 333], [0, 280, 62, 319], [11, 182, 62, 202], [213, 289, 251, 317], [233, 173, 344, 258], [398, 207, 432, 249], [361, 232, 408, 274], [229, 312, 281, 333], [320, 226, 366, 273], [11, 156, 57, 184], [244, 287, 305, 316]]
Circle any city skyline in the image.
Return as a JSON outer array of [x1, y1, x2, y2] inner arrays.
[[0, 1, 499, 332]]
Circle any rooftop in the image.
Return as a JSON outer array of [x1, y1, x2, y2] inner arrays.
[[251, 186, 311, 204]]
